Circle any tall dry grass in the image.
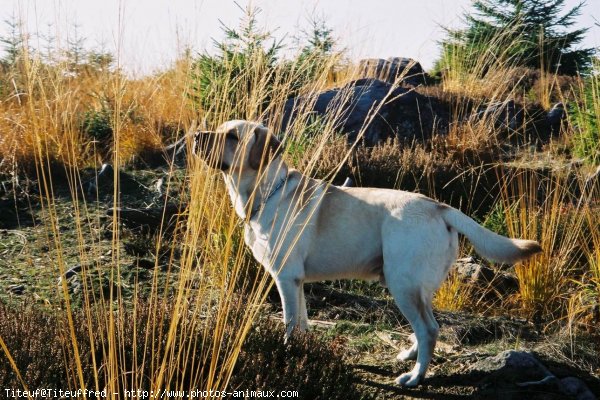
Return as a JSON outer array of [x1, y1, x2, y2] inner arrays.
[[1, 6, 598, 396], [0, 10, 386, 395], [498, 169, 586, 320]]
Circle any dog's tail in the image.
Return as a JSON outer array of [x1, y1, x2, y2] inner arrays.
[[440, 205, 542, 264]]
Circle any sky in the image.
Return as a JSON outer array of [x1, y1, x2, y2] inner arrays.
[[1, 0, 599, 76]]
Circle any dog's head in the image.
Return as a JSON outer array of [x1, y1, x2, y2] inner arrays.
[[193, 120, 283, 174]]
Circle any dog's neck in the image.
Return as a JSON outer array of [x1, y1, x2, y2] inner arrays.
[[222, 157, 289, 221]]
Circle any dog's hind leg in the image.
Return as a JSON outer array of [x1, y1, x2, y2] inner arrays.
[[397, 294, 440, 362], [397, 333, 418, 361], [387, 283, 439, 387], [382, 212, 452, 386]]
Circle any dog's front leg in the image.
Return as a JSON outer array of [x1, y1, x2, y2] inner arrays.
[[274, 277, 302, 342]]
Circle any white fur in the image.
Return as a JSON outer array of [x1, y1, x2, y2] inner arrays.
[[196, 120, 541, 387]]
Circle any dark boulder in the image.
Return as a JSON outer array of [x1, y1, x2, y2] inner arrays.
[[281, 78, 448, 145]]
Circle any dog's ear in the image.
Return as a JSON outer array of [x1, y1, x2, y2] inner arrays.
[[249, 125, 283, 170]]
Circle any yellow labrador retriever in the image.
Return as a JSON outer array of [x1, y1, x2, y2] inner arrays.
[[193, 120, 541, 387]]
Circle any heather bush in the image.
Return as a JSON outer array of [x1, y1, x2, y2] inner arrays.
[[0, 303, 359, 398]]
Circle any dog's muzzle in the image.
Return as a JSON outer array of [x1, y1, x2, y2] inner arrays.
[[193, 131, 229, 171]]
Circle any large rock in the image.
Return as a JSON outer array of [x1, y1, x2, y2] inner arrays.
[[357, 57, 429, 86], [281, 78, 448, 145], [469, 350, 596, 400], [469, 350, 553, 382]]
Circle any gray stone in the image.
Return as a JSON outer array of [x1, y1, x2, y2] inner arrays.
[[469, 350, 553, 383], [455, 257, 490, 281], [357, 57, 428, 86], [454, 258, 518, 295]]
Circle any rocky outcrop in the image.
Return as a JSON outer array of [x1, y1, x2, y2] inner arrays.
[[281, 78, 449, 145], [280, 67, 568, 146]]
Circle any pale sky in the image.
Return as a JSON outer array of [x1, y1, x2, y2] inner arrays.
[[1, 0, 599, 76]]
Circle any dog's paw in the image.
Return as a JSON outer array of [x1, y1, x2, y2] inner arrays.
[[395, 371, 422, 387], [396, 348, 418, 362]]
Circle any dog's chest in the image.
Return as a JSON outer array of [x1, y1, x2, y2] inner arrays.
[[244, 224, 274, 270]]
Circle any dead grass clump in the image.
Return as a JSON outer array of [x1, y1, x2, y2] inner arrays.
[[349, 139, 439, 189], [567, 184, 600, 332], [0, 55, 194, 172], [342, 139, 503, 216], [498, 171, 587, 322]]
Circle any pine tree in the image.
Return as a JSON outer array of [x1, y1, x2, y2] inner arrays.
[[439, 0, 595, 75], [66, 23, 86, 72], [189, 4, 282, 118], [291, 17, 338, 88], [298, 17, 335, 60], [0, 14, 25, 67]]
